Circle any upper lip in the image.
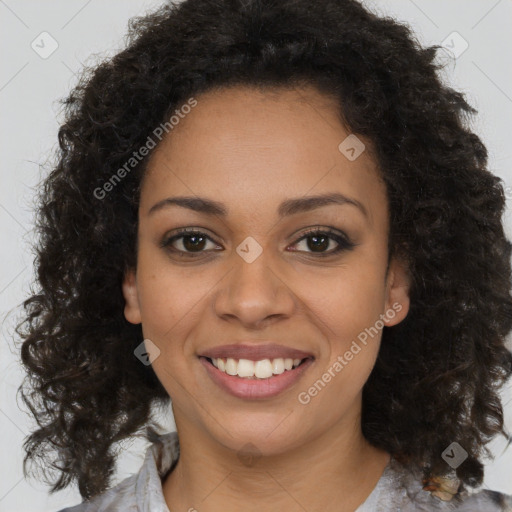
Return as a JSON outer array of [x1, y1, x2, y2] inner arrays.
[[199, 343, 314, 361]]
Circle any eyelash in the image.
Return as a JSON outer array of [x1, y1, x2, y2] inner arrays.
[[160, 227, 356, 259]]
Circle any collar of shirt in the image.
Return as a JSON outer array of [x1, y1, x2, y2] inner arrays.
[[136, 431, 180, 512], [64, 431, 511, 512]]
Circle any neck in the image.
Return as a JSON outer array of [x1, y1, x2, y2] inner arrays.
[[162, 404, 390, 512]]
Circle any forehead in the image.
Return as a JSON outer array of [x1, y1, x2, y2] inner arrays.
[[141, 85, 386, 223]]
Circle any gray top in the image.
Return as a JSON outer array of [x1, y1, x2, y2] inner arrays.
[[57, 431, 512, 512]]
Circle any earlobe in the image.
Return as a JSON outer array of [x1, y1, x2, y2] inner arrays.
[[384, 257, 411, 327], [122, 269, 142, 324]]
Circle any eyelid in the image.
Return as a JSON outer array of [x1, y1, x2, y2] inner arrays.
[[160, 225, 356, 257], [160, 227, 221, 250], [292, 226, 351, 242], [288, 226, 356, 255]]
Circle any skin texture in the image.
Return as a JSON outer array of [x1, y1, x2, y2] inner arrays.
[[18, 0, 512, 501], [122, 85, 410, 511]]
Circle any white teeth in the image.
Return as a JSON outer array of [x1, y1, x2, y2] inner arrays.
[[210, 356, 306, 379], [272, 358, 285, 375], [254, 359, 273, 379], [237, 359, 255, 377], [225, 358, 238, 376]]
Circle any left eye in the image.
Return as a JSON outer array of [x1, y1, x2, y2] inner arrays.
[[290, 230, 354, 256]]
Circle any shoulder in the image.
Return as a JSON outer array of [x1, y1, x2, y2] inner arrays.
[[54, 431, 179, 512], [409, 466, 512, 511], [54, 474, 139, 512], [450, 489, 512, 511], [361, 455, 512, 512]]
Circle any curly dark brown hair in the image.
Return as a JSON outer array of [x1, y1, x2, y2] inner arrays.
[[15, 0, 512, 502]]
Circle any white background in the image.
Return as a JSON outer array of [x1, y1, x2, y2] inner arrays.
[[1, 1, 511, 511]]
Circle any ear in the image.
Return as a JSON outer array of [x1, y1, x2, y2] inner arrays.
[[122, 268, 142, 324], [383, 256, 411, 327]]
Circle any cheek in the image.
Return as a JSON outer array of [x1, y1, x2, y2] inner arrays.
[[134, 255, 205, 400], [300, 271, 386, 413], [134, 247, 208, 343], [310, 256, 387, 335], [302, 251, 388, 382]]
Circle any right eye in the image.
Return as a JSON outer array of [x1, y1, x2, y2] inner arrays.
[[161, 228, 222, 257]]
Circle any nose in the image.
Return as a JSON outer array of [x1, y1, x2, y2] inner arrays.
[[212, 247, 296, 329]]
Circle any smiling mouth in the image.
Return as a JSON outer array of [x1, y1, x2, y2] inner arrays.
[[201, 356, 311, 379]]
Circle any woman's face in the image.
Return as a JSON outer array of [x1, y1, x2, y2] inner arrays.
[[123, 85, 410, 456]]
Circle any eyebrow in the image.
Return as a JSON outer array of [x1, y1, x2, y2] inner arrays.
[[148, 192, 368, 219]]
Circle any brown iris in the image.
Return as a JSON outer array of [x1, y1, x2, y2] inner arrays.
[[307, 234, 330, 252], [182, 234, 207, 252]]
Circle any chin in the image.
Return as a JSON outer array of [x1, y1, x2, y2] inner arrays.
[[207, 415, 307, 458]]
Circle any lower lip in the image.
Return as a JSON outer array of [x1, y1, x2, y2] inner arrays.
[[199, 357, 314, 399]]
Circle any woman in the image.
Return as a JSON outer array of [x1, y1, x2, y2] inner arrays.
[[17, 0, 512, 510]]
